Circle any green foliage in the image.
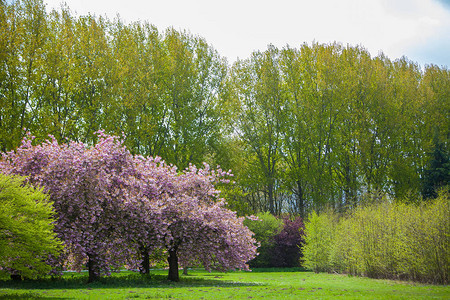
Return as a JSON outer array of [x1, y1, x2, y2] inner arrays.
[[243, 212, 283, 267], [1, 0, 449, 217], [227, 42, 449, 215], [0, 173, 61, 279], [302, 192, 450, 284], [302, 210, 337, 273], [408, 189, 449, 283], [0, 0, 227, 171], [229, 46, 285, 214], [422, 133, 450, 199]]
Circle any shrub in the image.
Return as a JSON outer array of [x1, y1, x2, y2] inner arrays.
[[244, 212, 283, 267], [342, 201, 410, 279], [403, 190, 449, 283], [304, 191, 449, 284], [302, 210, 336, 272], [0, 173, 62, 279], [270, 216, 305, 268]]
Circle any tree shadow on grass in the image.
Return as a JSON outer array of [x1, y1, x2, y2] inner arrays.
[[249, 267, 309, 272], [0, 292, 68, 299], [0, 273, 264, 291]]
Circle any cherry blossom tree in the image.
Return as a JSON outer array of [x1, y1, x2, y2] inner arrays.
[[159, 164, 257, 281], [119, 156, 175, 275], [0, 132, 140, 282], [0, 132, 257, 282], [158, 194, 257, 281]]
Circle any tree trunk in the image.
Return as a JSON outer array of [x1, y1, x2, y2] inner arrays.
[[344, 154, 356, 208], [167, 248, 179, 282], [268, 181, 275, 215], [297, 180, 305, 218], [140, 249, 150, 275], [183, 266, 188, 275], [87, 255, 100, 283]]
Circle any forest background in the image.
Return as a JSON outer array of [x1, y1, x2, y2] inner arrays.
[[1, 0, 449, 218]]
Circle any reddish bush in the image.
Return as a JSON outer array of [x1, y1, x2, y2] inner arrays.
[[270, 216, 305, 268]]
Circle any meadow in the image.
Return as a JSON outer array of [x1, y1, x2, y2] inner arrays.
[[0, 269, 448, 299]]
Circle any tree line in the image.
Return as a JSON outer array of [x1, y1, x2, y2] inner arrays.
[[1, 0, 449, 217]]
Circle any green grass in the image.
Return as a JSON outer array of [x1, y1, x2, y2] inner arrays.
[[0, 269, 448, 299]]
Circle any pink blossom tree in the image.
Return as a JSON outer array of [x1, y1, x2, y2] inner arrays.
[[119, 155, 175, 275], [159, 164, 257, 281], [0, 132, 141, 282], [0, 132, 257, 282]]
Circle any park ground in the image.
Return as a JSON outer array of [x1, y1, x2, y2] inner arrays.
[[0, 269, 448, 299]]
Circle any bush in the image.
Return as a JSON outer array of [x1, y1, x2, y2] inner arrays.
[[244, 212, 283, 267], [403, 190, 449, 283], [0, 173, 62, 279], [270, 216, 305, 268], [302, 191, 449, 284], [335, 201, 410, 278], [244, 212, 305, 268], [302, 210, 336, 273]]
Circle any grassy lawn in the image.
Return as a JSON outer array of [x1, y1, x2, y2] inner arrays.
[[0, 269, 448, 299]]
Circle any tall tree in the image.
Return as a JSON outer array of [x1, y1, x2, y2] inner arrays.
[[0, 0, 48, 151], [105, 20, 162, 155], [32, 5, 79, 141], [422, 132, 450, 199], [159, 29, 227, 169], [229, 46, 285, 214]]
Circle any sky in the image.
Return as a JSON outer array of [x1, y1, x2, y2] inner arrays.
[[40, 0, 450, 67]]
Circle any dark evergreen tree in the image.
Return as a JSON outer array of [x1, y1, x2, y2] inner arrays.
[[422, 133, 450, 199]]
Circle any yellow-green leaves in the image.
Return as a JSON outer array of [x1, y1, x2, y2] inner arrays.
[[302, 210, 337, 273], [302, 192, 449, 284], [0, 173, 62, 279]]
